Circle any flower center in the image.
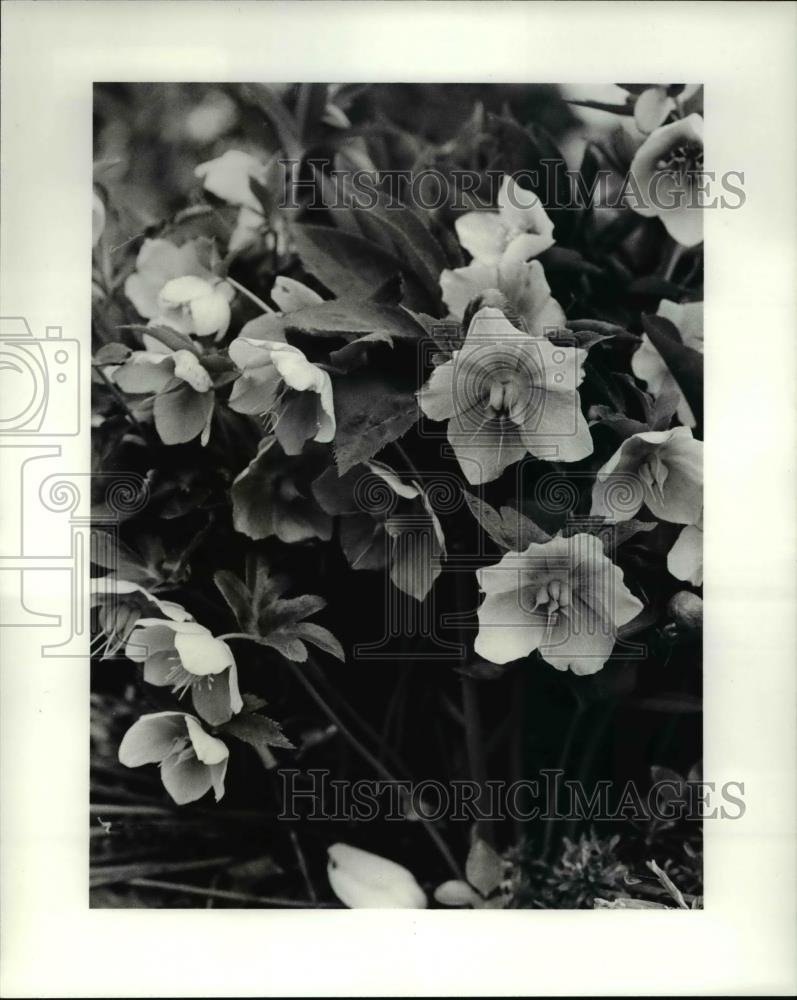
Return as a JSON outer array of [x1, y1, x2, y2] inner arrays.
[[166, 735, 196, 765], [488, 377, 520, 417], [532, 578, 571, 624], [657, 142, 703, 186], [639, 453, 669, 502]]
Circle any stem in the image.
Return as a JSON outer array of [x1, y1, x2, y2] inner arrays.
[[461, 674, 493, 845], [287, 660, 462, 880], [127, 878, 335, 908], [93, 364, 150, 441], [661, 239, 685, 282], [541, 698, 583, 862], [226, 276, 275, 314], [509, 666, 526, 847]]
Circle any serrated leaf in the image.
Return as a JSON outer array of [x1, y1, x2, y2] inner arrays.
[[463, 492, 550, 550], [465, 838, 504, 898], [219, 712, 295, 751], [331, 369, 419, 474], [259, 630, 308, 662], [291, 622, 345, 661]]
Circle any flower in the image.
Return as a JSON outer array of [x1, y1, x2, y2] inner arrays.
[[125, 618, 242, 726], [417, 306, 593, 485], [455, 175, 555, 266], [118, 711, 229, 805], [90, 577, 190, 657], [195, 149, 267, 211], [474, 532, 643, 673], [327, 843, 427, 908], [627, 114, 704, 247], [228, 338, 335, 454], [590, 427, 702, 525], [157, 274, 234, 339], [439, 257, 567, 337], [632, 299, 703, 427], [667, 511, 703, 586], [630, 84, 703, 135], [125, 238, 214, 321], [112, 336, 215, 445]]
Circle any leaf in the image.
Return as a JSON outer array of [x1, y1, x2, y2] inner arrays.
[[129, 324, 200, 356], [239, 83, 302, 161], [331, 369, 419, 474], [385, 516, 443, 602], [549, 329, 613, 351], [462, 492, 550, 550], [563, 517, 656, 551], [291, 224, 407, 302], [259, 630, 308, 662], [466, 838, 504, 898], [641, 314, 703, 425], [153, 383, 214, 445], [214, 570, 254, 632], [273, 300, 427, 343], [219, 712, 295, 751], [291, 622, 345, 661], [566, 319, 641, 346], [94, 342, 131, 365]]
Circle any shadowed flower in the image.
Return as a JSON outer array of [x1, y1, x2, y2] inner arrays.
[[591, 427, 702, 524], [112, 336, 215, 445], [125, 618, 242, 726], [440, 257, 567, 337], [455, 175, 555, 266], [90, 577, 190, 657], [327, 843, 427, 909], [475, 533, 643, 673], [627, 114, 704, 247], [228, 338, 335, 454], [118, 711, 229, 805], [417, 306, 592, 485], [667, 511, 703, 586], [632, 299, 703, 427], [125, 238, 215, 321]]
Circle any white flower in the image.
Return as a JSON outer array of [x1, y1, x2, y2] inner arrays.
[[327, 843, 427, 908], [632, 299, 703, 427], [591, 427, 702, 525], [157, 274, 234, 339], [475, 532, 643, 673], [195, 149, 267, 211], [455, 176, 555, 266], [667, 512, 703, 586], [124, 238, 212, 321]]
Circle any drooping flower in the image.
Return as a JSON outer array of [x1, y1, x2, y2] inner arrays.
[[195, 149, 268, 211], [118, 711, 229, 805], [667, 511, 703, 586], [590, 427, 702, 525], [474, 532, 643, 673], [112, 335, 215, 445], [439, 257, 567, 337], [327, 843, 427, 909], [90, 577, 190, 657], [626, 114, 704, 247], [417, 306, 593, 485], [228, 338, 334, 454], [156, 274, 235, 339], [125, 618, 242, 726], [632, 299, 703, 427], [125, 238, 216, 322], [454, 175, 555, 266]]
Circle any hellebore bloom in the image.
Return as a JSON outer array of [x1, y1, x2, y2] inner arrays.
[[90, 577, 190, 657], [591, 427, 702, 525], [631, 83, 703, 134], [195, 149, 268, 211], [228, 338, 335, 454], [455, 175, 555, 266], [627, 114, 704, 247], [667, 511, 703, 586], [474, 533, 643, 673], [327, 843, 427, 909], [112, 336, 215, 445], [157, 274, 235, 339], [417, 306, 593, 485], [439, 257, 567, 337], [118, 711, 229, 805], [125, 619, 242, 727], [125, 238, 216, 322], [632, 299, 703, 427]]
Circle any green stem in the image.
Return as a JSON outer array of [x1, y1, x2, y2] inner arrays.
[[226, 276, 274, 314], [461, 674, 493, 845], [127, 877, 335, 908]]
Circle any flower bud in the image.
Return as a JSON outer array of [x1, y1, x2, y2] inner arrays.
[[667, 590, 703, 631], [327, 843, 427, 909]]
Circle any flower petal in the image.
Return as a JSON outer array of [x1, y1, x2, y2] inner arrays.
[[439, 263, 499, 319], [118, 712, 188, 767], [667, 524, 703, 585], [327, 843, 427, 909], [172, 350, 212, 392], [271, 276, 323, 313], [160, 752, 214, 805], [634, 86, 675, 134], [538, 601, 617, 675], [184, 715, 229, 765], [174, 630, 234, 676], [455, 211, 507, 265], [417, 359, 457, 423], [474, 589, 548, 664], [497, 260, 566, 339]]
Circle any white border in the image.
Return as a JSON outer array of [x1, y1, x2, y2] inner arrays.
[[1, 1, 795, 995]]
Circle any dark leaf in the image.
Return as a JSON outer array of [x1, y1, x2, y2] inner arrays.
[[641, 314, 703, 425], [214, 570, 254, 632], [331, 370, 419, 474], [219, 712, 295, 751], [463, 492, 551, 550], [466, 838, 504, 898]]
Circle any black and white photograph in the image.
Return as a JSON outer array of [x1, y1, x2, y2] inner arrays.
[[90, 80, 708, 911], [1, 2, 795, 996]]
